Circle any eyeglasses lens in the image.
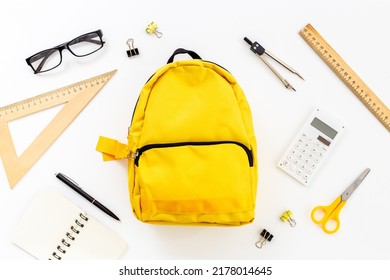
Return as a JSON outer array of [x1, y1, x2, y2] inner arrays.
[[68, 32, 104, 57], [29, 49, 62, 73]]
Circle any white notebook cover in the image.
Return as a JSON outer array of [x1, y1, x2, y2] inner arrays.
[[10, 189, 127, 260]]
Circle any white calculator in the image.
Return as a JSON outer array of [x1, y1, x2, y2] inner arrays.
[[277, 108, 345, 186]]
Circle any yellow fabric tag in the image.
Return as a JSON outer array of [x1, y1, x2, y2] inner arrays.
[[96, 136, 130, 161]]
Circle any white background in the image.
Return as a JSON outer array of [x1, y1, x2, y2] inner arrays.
[[0, 0, 389, 263]]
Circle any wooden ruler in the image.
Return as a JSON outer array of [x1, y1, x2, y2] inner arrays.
[[299, 23, 390, 133], [0, 70, 116, 188]]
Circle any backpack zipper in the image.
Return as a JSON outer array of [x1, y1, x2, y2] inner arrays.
[[134, 141, 253, 167]]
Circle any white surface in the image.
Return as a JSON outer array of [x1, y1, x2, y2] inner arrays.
[[0, 0, 389, 260]]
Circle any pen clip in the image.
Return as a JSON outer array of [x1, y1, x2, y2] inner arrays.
[[56, 173, 79, 187]]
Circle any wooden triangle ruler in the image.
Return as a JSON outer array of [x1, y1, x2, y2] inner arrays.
[[0, 70, 117, 188]]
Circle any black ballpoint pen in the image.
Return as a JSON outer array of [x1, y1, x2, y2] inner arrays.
[[55, 173, 120, 221]]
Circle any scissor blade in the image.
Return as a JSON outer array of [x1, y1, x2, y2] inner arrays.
[[341, 168, 370, 201]]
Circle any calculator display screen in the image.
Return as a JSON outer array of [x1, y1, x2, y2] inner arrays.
[[310, 117, 338, 139]]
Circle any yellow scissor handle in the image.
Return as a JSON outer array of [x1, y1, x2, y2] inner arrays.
[[311, 196, 346, 234]]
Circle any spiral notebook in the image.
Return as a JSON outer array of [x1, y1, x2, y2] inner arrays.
[[10, 189, 127, 260]]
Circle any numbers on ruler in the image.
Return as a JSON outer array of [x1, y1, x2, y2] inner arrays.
[[0, 75, 110, 122], [304, 28, 367, 99], [300, 24, 390, 131]]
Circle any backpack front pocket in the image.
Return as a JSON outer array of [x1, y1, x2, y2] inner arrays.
[[134, 142, 254, 224]]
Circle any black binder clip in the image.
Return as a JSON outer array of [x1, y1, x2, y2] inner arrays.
[[244, 37, 303, 91], [126, 38, 139, 57], [255, 229, 274, 249]]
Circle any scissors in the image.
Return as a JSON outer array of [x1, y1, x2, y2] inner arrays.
[[311, 168, 370, 234]]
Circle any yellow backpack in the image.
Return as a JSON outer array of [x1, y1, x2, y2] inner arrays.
[[96, 49, 258, 226]]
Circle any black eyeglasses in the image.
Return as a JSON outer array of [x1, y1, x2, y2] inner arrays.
[[26, 30, 105, 74]]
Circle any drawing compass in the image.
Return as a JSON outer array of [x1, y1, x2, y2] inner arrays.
[[244, 37, 304, 91]]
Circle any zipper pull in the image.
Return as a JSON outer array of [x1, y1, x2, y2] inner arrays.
[[125, 149, 138, 161], [133, 149, 142, 166]]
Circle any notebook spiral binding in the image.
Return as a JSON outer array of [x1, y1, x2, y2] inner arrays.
[[49, 213, 89, 260]]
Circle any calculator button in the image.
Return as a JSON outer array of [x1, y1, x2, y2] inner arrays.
[[293, 160, 299, 165], [310, 163, 316, 169], [296, 170, 302, 176], [300, 164, 306, 170], [307, 169, 313, 175], [283, 160, 289, 166], [287, 155, 293, 160], [290, 165, 297, 171], [303, 175, 309, 181]]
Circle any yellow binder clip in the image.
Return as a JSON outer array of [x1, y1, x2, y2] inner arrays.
[[280, 210, 296, 227], [146, 22, 163, 38]]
